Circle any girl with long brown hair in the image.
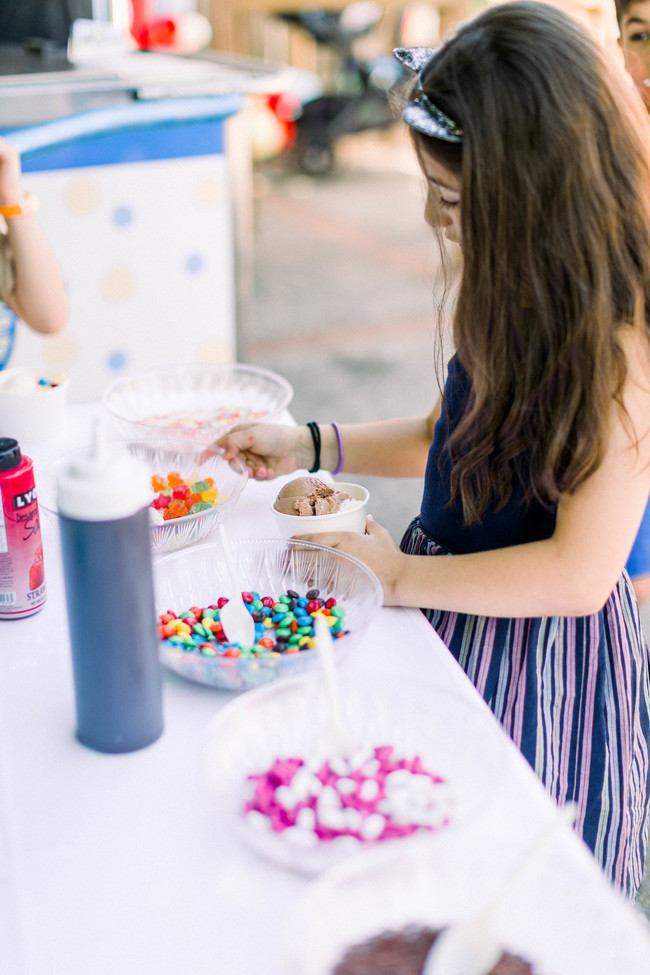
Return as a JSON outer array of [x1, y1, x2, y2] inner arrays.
[[217, 1, 650, 898]]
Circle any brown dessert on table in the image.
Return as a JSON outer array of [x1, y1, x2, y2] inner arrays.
[[273, 476, 353, 516], [333, 926, 534, 974]]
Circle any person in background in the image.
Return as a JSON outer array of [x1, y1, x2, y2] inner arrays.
[[0, 136, 67, 337], [217, 2, 650, 899], [617, 0, 650, 105], [614, 0, 650, 603], [487, 0, 620, 49]]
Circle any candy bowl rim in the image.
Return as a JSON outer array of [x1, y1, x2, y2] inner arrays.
[[37, 437, 249, 554], [101, 362, 294, 443], [153, 536, 384, 691]]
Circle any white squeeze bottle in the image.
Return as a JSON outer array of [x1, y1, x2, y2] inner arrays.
[[56, 423, 164, 753]]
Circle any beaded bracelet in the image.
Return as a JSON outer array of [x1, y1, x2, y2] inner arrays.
[[307, 422, 321, 472], [331, 422, 344, 475]]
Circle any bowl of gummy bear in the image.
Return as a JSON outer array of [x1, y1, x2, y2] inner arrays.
[[102, 362, 294, 445], [37, 437, 248, 553], [153, 537, 383, 690]]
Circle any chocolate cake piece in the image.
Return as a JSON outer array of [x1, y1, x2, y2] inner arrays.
[[333, 926, 533, 974]]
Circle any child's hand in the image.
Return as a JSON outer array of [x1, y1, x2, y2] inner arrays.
[[214, 423, 313, 479], [0, 137, 23, 206], [297, 516, 406, 605]]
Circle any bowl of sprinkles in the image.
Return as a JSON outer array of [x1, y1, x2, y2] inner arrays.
[[153, 537, 383, 690], [102, 363, 294, 445], [37, 438, 248, 553]]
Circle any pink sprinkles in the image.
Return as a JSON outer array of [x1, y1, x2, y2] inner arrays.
[[244, 745, 453, 847]]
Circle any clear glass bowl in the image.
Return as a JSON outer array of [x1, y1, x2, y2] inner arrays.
[[153, 537, 383, 690], [285, 835, 462, 975], [283, 831, 530, 975], [204, 672, 506, 876], [37, 438, 248, 554], [102, 362, 294, 444], [285, 806, 599, 975]]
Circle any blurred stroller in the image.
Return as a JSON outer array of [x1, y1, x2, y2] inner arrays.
[[272, 1, 406, 175]]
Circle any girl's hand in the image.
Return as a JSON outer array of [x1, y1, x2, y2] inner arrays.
[[297, 516, 407, 605], [0, 137, 23, 206], [214, 423, 314, 479]]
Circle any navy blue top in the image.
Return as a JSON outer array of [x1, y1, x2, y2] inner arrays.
[[419, 356, 557, 554]]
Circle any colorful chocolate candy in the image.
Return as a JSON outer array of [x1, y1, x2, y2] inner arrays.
[[159, 588, 347, 658], [244, 744, 453, 846], [150, 470, 226, 521]]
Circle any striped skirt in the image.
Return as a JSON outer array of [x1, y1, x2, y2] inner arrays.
[[401, 517, 650, 899]]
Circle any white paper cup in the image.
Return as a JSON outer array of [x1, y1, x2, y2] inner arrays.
[[272, 481, 369, 537], [0, 369, 69, 443]]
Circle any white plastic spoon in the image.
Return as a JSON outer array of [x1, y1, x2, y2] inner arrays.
[[423, 801, 579, 975], [217, 524, 255, 647], [314, 614, 358, 757]]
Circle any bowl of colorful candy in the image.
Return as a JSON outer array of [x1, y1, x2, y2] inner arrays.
[[204, 671, 506, 877], [153, 537, 383, 691], [102, 363, 294, 445], [37, 437, 248, 554]]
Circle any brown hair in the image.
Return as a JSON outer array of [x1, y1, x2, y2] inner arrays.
[[615, 0, 634, 26], [409, 1, 650, 523]]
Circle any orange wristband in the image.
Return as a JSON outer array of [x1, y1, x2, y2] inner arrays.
[[0, 193, 39, 218]]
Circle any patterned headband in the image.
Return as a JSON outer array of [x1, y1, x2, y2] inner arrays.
[[393, 46, 464, 144]]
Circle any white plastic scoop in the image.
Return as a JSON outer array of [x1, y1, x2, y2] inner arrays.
[[217, 524, 255, 647], [314, 614, 357, 757], [423, 801, 578, 975]]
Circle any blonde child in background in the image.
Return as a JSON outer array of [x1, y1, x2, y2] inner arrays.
[[0, 135, 67, 338]]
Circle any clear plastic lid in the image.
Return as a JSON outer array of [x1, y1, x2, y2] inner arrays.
[[56, 421, 152, 521]]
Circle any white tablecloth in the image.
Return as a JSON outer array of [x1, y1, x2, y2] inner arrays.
[[1, 404, 649, 975]]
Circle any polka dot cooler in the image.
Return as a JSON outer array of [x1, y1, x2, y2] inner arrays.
[[11, 151, 236, 398]]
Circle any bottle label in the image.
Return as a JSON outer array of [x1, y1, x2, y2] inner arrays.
[[0, 459, 46, 619]]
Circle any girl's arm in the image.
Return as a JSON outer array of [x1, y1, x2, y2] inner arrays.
[[313, 331, 650, 618], [216, 403, 441, 480], [0, 138, 67, 335], [319, 409, 441, 478]]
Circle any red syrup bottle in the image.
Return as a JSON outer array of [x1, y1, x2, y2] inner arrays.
[[0, 437, 46, 619]]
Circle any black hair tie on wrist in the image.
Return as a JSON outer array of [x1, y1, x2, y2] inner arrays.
[[307, 422, 321, 473]]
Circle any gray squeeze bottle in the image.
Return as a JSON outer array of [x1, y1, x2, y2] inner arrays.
[[56, 424, 164, 753]]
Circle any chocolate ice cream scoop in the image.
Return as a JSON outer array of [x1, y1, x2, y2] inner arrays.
[[274, 477, 352, 516], [274, 476, 324, 499]]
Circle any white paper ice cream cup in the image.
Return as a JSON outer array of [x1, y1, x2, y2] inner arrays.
[[271, 481, 369, 537], [0, 368, 69, 443]]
